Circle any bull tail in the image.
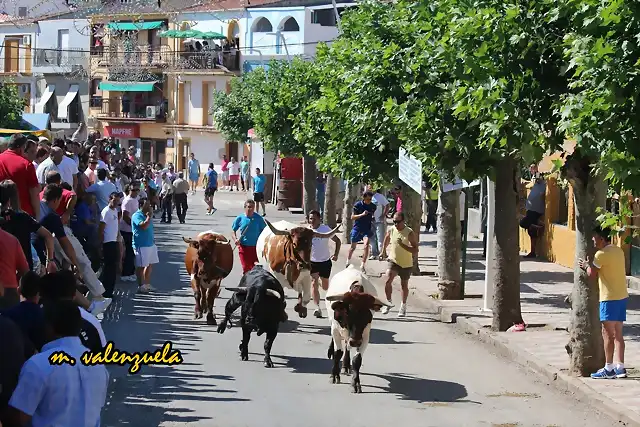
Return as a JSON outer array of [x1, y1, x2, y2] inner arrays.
[[217, 291, 246, 334]]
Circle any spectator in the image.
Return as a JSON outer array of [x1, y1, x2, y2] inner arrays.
[[0, 180, 56, 273], [316, 172, 326, 217], [204, 163, 218, 215], [0, 226, 30, 309], [32, 144, 49, 170], [87, 168, 117, 212], [520, 164, 546, 258], [346, 191, 377, 273], [39, 171, 76, 225], [229, 157, 240, 191], [37, 184, 110, 316], [84, 158, 98, 185], [6, 299, 108, 427], [424, 182, 438, 233], [132, 196, 158, 293], [221, 154, 229, 190], [1, 271, 46, 351], [0, 134, 40, 218], [253, 167, 266, 216], [120, 184, 139, 282], [369, 187, 390, 259], [35, 147, 64, 187], [459, 189, 466, 239], [22, 138, 38, 164], [0, 315, 32, 427], [232, 199, 267, 274], [89, 146, 108, 170], [580, 226, 629, 380], [98, 192, 120, 298], [172, 172, 189, 224], [160, 172, 174, 224], [240, 156, 250, 192], [188, 152, 200, 194], [50, 139, 78, 189]]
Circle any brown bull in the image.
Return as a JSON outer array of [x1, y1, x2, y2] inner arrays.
[[183, 231, 234, 325]]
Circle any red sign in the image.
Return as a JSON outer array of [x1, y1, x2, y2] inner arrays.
[[104, 124, 139, 139]]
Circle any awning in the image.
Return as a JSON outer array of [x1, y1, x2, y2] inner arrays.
[[107, 21, 163, 31], [57, 85, 79, 121], [34, 85, 55, 114], [21, 113, 50, 131], [99, 81, 156, 92]]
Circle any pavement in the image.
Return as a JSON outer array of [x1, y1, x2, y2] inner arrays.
[[99, 190, 621, 427]]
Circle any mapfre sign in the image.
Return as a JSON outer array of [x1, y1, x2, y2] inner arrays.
[[104, 124, 139, 139]]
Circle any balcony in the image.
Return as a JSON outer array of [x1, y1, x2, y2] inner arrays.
[[33, 48, 87, 72], [93, 97, 167, 123], [91, 44, 240, 72]]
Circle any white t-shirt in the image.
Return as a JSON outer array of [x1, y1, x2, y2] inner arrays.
[[100, 206, 119, 243], [311, 224, 332, 262], [372, 192, 390, 222], [229, 162, 241, 175], [459, 191, 466, 221], [58, 155, 79, 186], [120, 195, 139, 233], [36, 158, 60, 185]]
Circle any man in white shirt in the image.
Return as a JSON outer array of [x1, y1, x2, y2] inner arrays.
[[120, 183, 139, 282], [98, 192, 121, 298], [229, 157, 241, 191], [160, 172, 174, 223], [36, 147, 63, 187], [307, 209, 341, 318], [370, 187, 390, 259], [172, 172, 190, 224], [52, 139, 78, 189]]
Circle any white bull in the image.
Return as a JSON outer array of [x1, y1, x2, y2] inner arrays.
[[325, 265, 392, 393], [256, 219, 339, 319]]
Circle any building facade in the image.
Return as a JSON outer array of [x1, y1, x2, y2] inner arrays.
[[0, 17, 37, 112]]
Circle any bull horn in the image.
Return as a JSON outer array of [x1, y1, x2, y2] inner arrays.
[[325, 294, 342, 302], [217, 239, 231, 245], [313, 224, 341, 238], [265, 289, 281, 299], [182, 237, 195, 244], [264, 219, 290, 236]]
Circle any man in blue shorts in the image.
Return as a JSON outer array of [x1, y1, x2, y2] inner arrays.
[[346, 190, 377, 273], [579, 225, 628, 379], [204, 163, 218, 215]]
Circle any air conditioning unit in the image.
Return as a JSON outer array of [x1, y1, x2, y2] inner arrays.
[[145, 105, 156, 118], [18, 84, 29, 96], [22, 35, 31, 45]]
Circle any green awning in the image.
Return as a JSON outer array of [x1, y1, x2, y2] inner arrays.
[[159, 29, 227, 40], [107, 21, 164, 31], [99, 82, 156, 92]]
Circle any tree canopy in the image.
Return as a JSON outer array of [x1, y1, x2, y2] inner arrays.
[[0, 84, 25, 130]]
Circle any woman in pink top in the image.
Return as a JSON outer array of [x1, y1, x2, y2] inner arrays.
[[394, 187, 403, 213]]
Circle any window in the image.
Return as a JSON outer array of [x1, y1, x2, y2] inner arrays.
[[311, 9, 335, 26], [90, 79, 102, 108], [281, 17, 299, 32], [18, 7, 27, 17], [253, 17, 272, 33]]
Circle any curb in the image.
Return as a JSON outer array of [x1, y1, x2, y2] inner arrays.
[[418, 292, 640, 427]]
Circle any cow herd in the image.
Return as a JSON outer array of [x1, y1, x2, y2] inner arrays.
[[182, 220, 392, 393]]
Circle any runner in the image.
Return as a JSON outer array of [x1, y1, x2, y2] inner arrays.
[[204, 163, 218, 215], [307, 210, 340, 318], [240, 156, 250, 191], [232, 200, 267, 274], [346, 190, 377, 272], [188, 152, 201, 195], [253, 167, 267, 217]]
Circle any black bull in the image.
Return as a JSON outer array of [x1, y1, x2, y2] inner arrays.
[[217, 266, 287, 368]]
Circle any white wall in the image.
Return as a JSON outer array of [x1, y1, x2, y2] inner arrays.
[[0, 23, 36, 73], [36, 19, 89, 50], [246, 7, 304, 56], [180, 130, 227, 174], [303, 8, 340, 57], [180, 74, 233, 127], [0, 0, 70, 19]]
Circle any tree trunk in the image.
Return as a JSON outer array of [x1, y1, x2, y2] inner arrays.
[[492, 156, 524, 331], [437, 188, 462, 299], [564, 152, 605, 376], [324, 174, 339, 228], [303, 155, 317, 215], [342, 181, 357, 243], [401, 182, 423, 274]]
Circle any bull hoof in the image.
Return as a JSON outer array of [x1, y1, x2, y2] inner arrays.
[[294, 304, 307, 318], [330, 374, 340, 384], [206, 313, 216, 326], [194, 311, 203, 320], [264, 356, 274, 368]]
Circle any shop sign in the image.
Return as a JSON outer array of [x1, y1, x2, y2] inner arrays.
[[104, 124, 139, 138]]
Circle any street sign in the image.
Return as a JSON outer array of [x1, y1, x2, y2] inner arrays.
[[441, 177, 480, 193], [398, 148, 422, 194]]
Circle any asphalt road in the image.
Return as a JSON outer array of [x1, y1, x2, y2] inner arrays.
[[100, 190, 617, 427]]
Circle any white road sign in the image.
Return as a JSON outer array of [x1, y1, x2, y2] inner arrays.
[[398, 148, 423, 194], [441, 177, 481, 193]]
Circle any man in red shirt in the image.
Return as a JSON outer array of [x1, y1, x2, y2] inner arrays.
[[39, 171, 76, 225], [0, 134, 40, 219], [0, 227, 29, 309]]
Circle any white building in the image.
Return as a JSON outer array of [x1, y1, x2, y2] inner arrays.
[[0, 16, 38, 112]]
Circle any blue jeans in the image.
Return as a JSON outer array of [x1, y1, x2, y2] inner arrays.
[[369, 221, 386, 257]]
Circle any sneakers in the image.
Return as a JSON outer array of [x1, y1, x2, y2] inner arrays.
[[591, 368, 616, 379], [89, 298, 112, 316], [313, 308, 323, 318], [615, 367, 628, 378], [138, 284, 153, 293], [381, 304, 391, 315], [397, 303, 406, 317], [121, 275, 137, 282]]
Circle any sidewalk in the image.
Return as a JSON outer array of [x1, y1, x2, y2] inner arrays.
[[349, 229, 640, 426]]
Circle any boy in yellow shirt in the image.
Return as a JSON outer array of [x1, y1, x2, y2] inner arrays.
[[579, 226, 628, 379]]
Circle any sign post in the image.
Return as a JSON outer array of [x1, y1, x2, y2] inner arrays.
[[398, 148, 423, 194]]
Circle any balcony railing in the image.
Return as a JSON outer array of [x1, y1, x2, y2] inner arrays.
[[91, 44, 240, 72], [34, 48, 87, 68], [93, 97, 167, 122]]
